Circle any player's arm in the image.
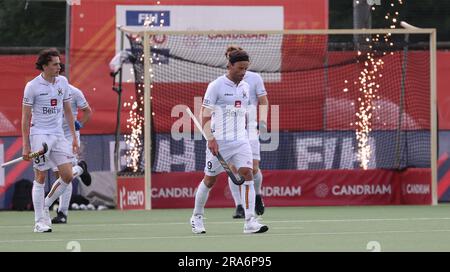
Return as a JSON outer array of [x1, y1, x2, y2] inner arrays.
[[21, 105, 32, 160], [258, 95, 269, 137], [64, 101, 79, 154], [256, 73, 269, 132], [202, 81, 219, 155], [258, 95, 269, 125], [201, 106, 218, 156], [78, 104, 92, 128], [74, 87, 92, 129]]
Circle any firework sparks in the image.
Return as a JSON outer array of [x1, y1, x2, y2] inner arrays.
[[124, 3, 164, 172], [346, 0, 402, 169]]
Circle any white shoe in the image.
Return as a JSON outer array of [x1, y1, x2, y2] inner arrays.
[[34, 221, 52, 233], [43, 207, 52, 228], [244, 217, 268, 234], [190, 215, 206, 234]]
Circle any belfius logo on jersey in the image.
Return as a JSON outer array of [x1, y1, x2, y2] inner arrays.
[[117, 178, 146, 210]]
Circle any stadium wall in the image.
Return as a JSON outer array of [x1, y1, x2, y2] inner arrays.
[[5, 133, 450, 209], [117, 169, 431, 210]]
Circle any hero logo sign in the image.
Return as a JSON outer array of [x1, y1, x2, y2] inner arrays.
[[117, 178, 146, 210], [119, 187, 126, 209]]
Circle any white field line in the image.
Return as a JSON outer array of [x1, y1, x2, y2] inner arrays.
[[1, 229, 450, 244], [2, 217, 450, 229], [2, 217, 450, 244]]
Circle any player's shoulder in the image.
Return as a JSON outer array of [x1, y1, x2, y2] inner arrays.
[[26, 74, 42, 86], [69, 84, 83, 95], [208, 75, 226, 89], [56, 75, 69, 85], [25, 75, 43, 92], [211, 74, 226, 84], [245, 71, 263, 81]]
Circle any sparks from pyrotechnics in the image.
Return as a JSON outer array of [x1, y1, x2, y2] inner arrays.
[[345, 0, 402, 169], [123, 1, 163, 172]]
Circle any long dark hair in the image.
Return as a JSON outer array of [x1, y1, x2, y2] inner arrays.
[[35, 48, 60, 71]]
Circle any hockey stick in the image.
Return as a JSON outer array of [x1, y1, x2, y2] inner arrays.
[[1, 142, 48, 168], [186, 108, 245, 185], [400, 21, 420, 30]]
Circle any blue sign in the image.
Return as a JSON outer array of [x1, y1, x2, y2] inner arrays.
[[126, 10, 170, 27]]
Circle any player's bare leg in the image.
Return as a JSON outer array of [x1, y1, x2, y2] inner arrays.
[[43, 162, 74, 229], [51, 162, 88, 224], [51, 171, 69, 224], [238, 167, 268, 234], [253, 160, 265, 216], [228, 164, 244, 219]]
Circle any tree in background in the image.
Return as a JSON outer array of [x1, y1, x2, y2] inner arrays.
[[0, 0, 448, 48], [330, 0, 450, 42], [0, 0, 65, 47]]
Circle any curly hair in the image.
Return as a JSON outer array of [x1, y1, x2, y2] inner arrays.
[[35, 48, 60, 71]]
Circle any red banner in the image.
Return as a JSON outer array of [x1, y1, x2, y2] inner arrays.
[[117, 176, 146, 210], [117, 168, 431, 209], [438, 52, 450, 129]]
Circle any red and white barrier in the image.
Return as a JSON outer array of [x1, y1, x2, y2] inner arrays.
[[117, 168, 431, 210]]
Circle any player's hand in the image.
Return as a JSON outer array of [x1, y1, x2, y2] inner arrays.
[[207, 138, 219, 156], [74, 120, 83, 131], [258, 120, 269, 140], [22, 146, 31, 161], [72, 139, 80, 155]]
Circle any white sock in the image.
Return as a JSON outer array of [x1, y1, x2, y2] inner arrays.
[[32, 180, 45, 223], [44, 179, 69, 208], [254, 169, 263, 195], [193, 180, 210, 216], [228, 177, 242, 206], [58, 183, 72, 215], [72, 165, 83, 178], [76, 176, 82, 183], [241, 180, 256, 220]]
